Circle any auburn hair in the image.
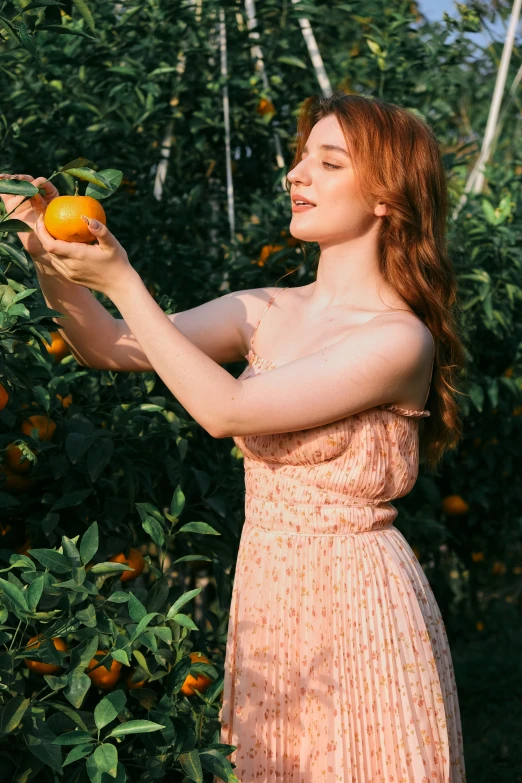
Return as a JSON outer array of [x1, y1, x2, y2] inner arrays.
[[278, 91, 469, 474]]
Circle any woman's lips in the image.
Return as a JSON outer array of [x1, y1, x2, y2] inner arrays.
[[291, 204, 316, 212]]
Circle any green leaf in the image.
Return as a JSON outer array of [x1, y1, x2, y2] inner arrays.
[[0, 241, 32, 274], [87, 438, 114, 481], [52, 730, 94, 745], [131, 612, 160, 641], [90, 562, 134, 575], [71, 0, 96, 35], [482, 198, 498, 225], [80, 522, 99, 565], [0, 694, 30, 733], [85, 169, 123, 201], [172, 555, 212, 565], [0, 218, 33, 232], [142, 516, 164, 547], [94, 743, 118, 777], [166, 588, 201, 620], [106, 591, 129, 603], [26, 731, 63, 772], [94, 691, 126, 731], [51, 488, 93, 511], [37, 23, 97, 39], [106, 720, 165, 738], [27, 575, 44, 612], [86, 756, 126, 783], [170, 485, 186, 518], [63, 742, 94, 767], [76, 603, 97, 627], [0, 179, 39, 196], [18, 18, 39, 59], [111, 649, 130, 666], [177, 521, 221, 535], [0, 577, 28, 612], [170, 613, 198, 631], [277, 55, 307, 69], [59, 157, 94, 172], [29, 548, 72, 573], [128, 592, 147, 622], [178, 748, 203, 782], [61, 166, 112, 190], [64, 669, 91, 708]]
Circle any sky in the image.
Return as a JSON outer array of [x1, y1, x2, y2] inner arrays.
[[418, 0, 514, 51]]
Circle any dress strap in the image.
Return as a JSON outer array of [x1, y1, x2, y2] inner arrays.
[[250, 288, 288, 354]]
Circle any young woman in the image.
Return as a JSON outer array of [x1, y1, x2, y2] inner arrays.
[[0, 91, 467, 782]]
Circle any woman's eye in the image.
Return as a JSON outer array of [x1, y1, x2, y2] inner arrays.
[[323, 162, 341, 169]]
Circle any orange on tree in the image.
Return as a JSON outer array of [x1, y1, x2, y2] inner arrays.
[[0, 464, 34, 494], [442, 494, 469, 516], [254, 244, 285, 267], [16, 537, 32, 555], [43, 331, 71, 364], [24, 635, 68, 675], [87, 651, 122, 690], [180, 652, 213, 697], [109, 547, 145, 583], [43, 194, 106, 244], [21, 414, 56, 442], [126, 670, 146, 689], [56, 393, 73, 409], [5, 442, 34, 473], [256, 97, 275, 116], [0, 383, 8, 411], [471, 551, 485, 562]]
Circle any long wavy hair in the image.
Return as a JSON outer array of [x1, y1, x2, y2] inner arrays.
[[279, 91, 469, 475]]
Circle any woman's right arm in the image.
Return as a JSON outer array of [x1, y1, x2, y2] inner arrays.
[[88, 287, 275, 372]]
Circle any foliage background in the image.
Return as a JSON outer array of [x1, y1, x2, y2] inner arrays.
[[0, 0, 521, 780]]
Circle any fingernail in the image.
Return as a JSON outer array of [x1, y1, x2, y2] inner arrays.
[[80, 214, 90, 224]]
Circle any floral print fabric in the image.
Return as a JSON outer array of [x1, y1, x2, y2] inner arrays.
[[215, 290, 466, 782]]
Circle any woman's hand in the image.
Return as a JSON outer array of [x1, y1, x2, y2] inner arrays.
[[0, 173, 60, 266], [33, 211, 136, 297]]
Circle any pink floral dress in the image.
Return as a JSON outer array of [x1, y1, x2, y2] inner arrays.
[[216, 288, 466, 783]]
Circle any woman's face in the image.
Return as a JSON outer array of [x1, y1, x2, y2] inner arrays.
[[286, 114, 384, 246]]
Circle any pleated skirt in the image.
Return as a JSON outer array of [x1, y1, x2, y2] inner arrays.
[[215, 520, 466, 783]]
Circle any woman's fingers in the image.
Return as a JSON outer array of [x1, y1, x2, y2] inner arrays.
[[34, 214, 95, 260]]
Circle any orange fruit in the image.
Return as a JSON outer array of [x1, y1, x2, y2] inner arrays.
[[256, 98, 275, 116], [503, 366, 513, 378], [0, 465, 34, 494], [442, 494, 469, 516], [16, 536, 32, 555], [24, 635, 68, 675], [513, 405, 522, 416], [255, 244, 285, 267], [126, 670, 146, 689], [0, 524, 12, 536], [21, 415, 56, 442], [279, 229, 300, 248], [5, 442, 33, 473], [43, 195, 106, 244], [0, 383, 8, 411], [108, 548, 145, 583], [56, 393, 73, 409], [42, 331, 71, 363], [471, 551, 485, 562], [87, 651, 122, 690], [180, 652, 213, 697]]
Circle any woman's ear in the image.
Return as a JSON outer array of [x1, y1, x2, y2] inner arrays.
[[374, 202, 387, 217]]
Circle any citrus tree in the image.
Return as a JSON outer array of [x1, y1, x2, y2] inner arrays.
[[0, 0, 522, 780]]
